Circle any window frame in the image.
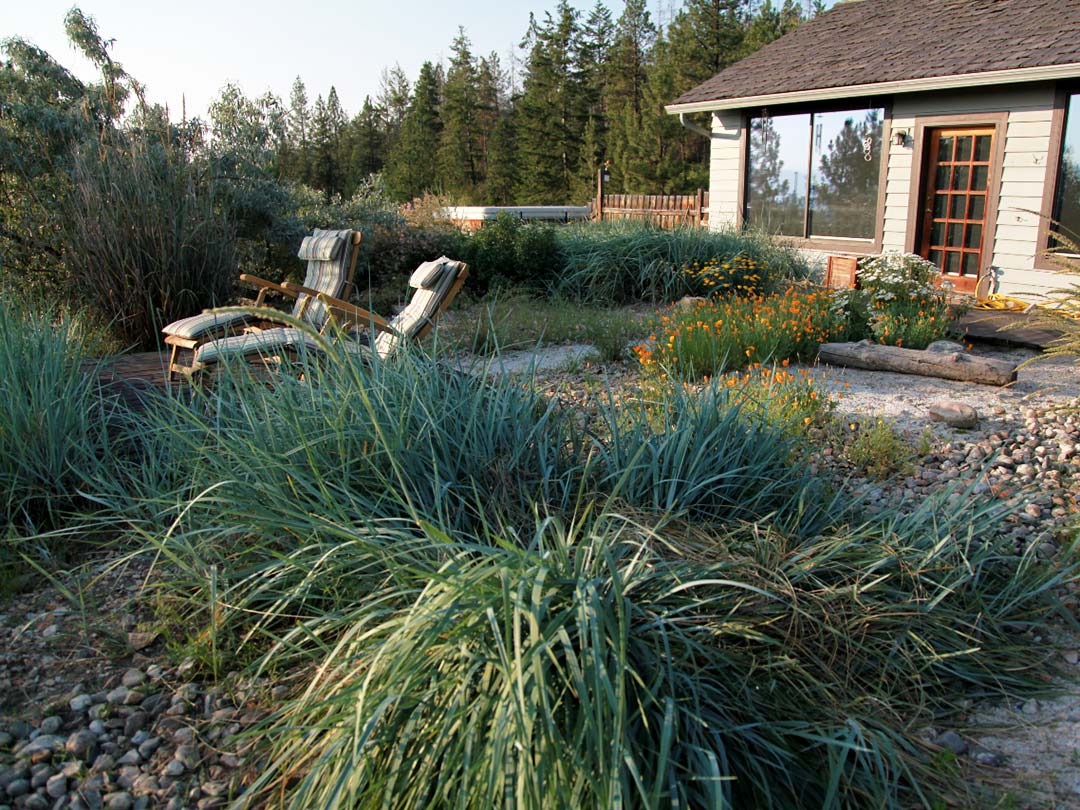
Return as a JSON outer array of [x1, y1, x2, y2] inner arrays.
[[740, 99, 892, 253], [1037, 84, 1080, 269]]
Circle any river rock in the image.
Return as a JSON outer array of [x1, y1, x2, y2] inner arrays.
[[928, 401, 979, 429]]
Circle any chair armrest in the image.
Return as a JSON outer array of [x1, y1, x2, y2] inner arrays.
[[239, 274, 299, 300], [316, 293, 395, 334], [281, 281, 329, 299]]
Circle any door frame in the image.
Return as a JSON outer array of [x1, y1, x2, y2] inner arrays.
[[904, 112, 1008, 289]]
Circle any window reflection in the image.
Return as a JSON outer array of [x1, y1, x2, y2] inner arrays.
[[1055, 94, 1080, 242], [746, 113, 810, 237], [747, 107, 883, 240], [809, 109, 883, 239]]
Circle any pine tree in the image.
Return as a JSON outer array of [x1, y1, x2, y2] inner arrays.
[[514, 2, 586, 203], [384, 61, 443, 201], [437, 28, 482, 199], [574, 2, 615, 197], [309, 88, 347, 200], [666, 0, 749, 87], [484, 113, 519, 205], [739, 0, 803, 57], [342, 96, 386, 197], [286, 77, 311, 184], [605, 0, 657, 192]]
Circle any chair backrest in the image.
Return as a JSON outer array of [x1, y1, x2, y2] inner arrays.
[[373, 257, 468, 358], [294, 229, 361, 325]]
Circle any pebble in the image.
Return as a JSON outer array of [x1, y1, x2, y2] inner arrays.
[[120, 670, 146, 689]]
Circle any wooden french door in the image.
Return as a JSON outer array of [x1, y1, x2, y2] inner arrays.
[[918, 128, 995, 293]]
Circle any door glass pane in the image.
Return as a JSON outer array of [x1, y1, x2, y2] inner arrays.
[[947, 223, 964, 247], [950, 196, 966, 218], [934, 194, 949, 217], [964, 224, 983, 249], [952, 166, 970, 191], [808, 108, 883, 238], [971, 165, 989, 191], [930, 221, 945, 245], [968, 195, 985, 219], [974, 135, 992, 161], [1053, 93, 1080, 245], [746, 113, 811, 236], [937, 136, 954, 162], [945, 252, 961, 273], [955, 136, 973, 162], [929, 249, 944, 267], [936, 166, 951, 189], [961, 252, 979, 276]]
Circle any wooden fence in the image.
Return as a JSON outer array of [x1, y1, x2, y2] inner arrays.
[[594, 190, 709, 229]]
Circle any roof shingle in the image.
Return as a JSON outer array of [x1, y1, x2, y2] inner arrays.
[[671, 0, 1080, 107]]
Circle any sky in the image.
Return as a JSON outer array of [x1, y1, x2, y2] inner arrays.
[[5, 0, 681, 121]]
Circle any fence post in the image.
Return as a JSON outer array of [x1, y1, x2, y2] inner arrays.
[[595, 168, 605, 222], [696, 188, 706, 227]]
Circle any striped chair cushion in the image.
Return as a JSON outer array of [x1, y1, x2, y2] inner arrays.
[[296, 228, 355, 326], [297, 233, 344, 262], [373, 260, 463, 358], [408, 257, 450, 289], [193, 328, 318, 366], [162, 310, 248, 339]]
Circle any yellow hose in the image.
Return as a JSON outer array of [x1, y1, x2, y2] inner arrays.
[[973, 293, 1032, 312]]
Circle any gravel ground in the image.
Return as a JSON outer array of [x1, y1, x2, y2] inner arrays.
[[2, 341, 1079, 809]]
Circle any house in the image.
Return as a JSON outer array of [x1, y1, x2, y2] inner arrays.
[[665, 0, 1080, 297]]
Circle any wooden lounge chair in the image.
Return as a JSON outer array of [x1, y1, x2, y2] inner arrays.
[[187, 257, 468, 374], [162, 229, 362, 378]]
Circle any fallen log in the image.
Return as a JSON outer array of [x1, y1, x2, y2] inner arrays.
[[817, 340, 1017, 386]]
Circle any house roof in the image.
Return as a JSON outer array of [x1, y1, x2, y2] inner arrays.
[[668, 0, 1080, 112]]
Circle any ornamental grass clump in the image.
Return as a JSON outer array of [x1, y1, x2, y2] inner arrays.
[[0, 294, 121, 536], [103, 323, 1075, 808], [201, 497, 1070, 809], [635, 289, 843, 380], [552, 222, 807, 305]]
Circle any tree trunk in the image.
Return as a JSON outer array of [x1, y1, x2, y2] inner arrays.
[[818, 340, 1017, 386]]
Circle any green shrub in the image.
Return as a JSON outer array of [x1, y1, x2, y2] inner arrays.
[[459, 214, 561, 294], [856, 253, 955, 349], [62, 134, 238, 348], [843, 417, 914, 478], [552, 222, 809, 305]]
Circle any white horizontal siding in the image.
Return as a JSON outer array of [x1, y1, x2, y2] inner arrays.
[[708, 111, 742, 229]]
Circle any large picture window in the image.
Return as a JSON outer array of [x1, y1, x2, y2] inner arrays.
[[746, 107, 884, 240], [1053, 93, 1080, 242]]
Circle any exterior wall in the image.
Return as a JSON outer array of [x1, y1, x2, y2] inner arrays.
[[706, 84, 1078, 297], [708, 110, 743, 229], [886, 85, 1064, 297]]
